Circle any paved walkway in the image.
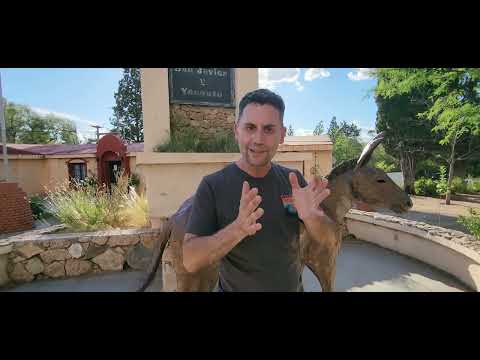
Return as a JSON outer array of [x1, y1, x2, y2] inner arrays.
[[2, 239, 470, 292]]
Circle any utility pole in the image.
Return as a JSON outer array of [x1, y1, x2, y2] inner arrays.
[[0, 73, 9, 182], [90, 124, 103, 142]]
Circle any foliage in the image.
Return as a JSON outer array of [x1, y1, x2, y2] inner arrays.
[[110, 68, 143, 142], [44, 172, 149, 231], [287, 125, 294, 136], [414, 178, 438, 197], [373, 68, 480, 202], [333, 133, 363, 166], [5, 101, 79, 144], [29, 195, 52, 220], [436, 165, 449, 196], [155, 125, 239, 153], [458, 208, 480, 240], [313, 120, 324, 135]]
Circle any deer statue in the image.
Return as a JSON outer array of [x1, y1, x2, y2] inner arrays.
[[137, 132, 412, 292]]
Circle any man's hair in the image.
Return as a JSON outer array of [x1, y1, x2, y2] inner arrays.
[[238, 88, 285, 123]]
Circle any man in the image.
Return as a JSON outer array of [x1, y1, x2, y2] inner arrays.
[[182, 88, 331, 291]]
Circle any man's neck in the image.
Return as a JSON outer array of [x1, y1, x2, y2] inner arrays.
[[235, 159, 272, 178]]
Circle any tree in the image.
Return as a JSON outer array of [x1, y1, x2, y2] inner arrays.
[[5, 101, 79, 144], [333, 133, 363, 165], [374, 68, 480, 203], [327, 116, 360, 143], [110, 68, 143, 142], [338, 120, 360, 138], [327, 116, 339, 142], [374, 89, 442, 193], [287, 125, 294, 136], [313, 120, 324, 135]]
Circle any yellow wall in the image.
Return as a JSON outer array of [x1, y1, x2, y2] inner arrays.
[[1, 158, 47, 194], [135, 152, 312, 223], [0, 156, 97, 195]]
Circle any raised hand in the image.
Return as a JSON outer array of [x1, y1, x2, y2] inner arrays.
[[233, 181, 264, 238], [289, 173, 330, 221]]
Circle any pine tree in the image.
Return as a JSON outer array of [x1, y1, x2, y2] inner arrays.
[[110, 68, 143, 142]]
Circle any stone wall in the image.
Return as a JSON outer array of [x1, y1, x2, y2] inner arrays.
[[170, 104, 236, 140], [0, 226, 162, 288], [0, 182, 34, 234]]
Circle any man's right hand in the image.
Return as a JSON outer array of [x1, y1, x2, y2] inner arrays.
[[233, 181, 264, 239]]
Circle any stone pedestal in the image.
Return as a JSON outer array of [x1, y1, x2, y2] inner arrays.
[[0, 240, 13, 286]]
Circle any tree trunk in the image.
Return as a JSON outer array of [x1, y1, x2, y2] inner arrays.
[[445, 140, 457, 205], [400, 152, 416, 194]]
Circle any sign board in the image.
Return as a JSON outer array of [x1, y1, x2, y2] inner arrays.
[[168, 68, 235, 107]]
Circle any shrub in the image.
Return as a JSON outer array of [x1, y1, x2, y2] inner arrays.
[[458, 208, 480, 240], [154, 126, 239, 153], [44, 171, 149, 231], [29, 194, 52, 220], [414, 177, 438, 197], [451, 176, 467, 194]]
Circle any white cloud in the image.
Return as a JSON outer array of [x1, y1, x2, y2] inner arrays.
[[304, 68, 330, 81], [295, 81, 304, 92], [294, 128, 314, 136], [347, 68, 374, 81], [258, 68, 301, 90]]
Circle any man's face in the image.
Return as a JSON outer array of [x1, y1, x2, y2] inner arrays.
[[234, 103, 286, 168]]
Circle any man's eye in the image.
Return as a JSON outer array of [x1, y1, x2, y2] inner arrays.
[[264, 128, 273, 134]]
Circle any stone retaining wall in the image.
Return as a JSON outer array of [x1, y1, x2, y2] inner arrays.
[[0, 225, 162, 288], [345, 210, 480, 291]]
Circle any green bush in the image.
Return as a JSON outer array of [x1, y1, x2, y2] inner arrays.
[[458, 208, 480, 240], [466, 179, 480, 194], [29, 194, 52, 220], [155, 126, 239, 153], [451, 177, 467, 194], [414, 177, 438, 197]]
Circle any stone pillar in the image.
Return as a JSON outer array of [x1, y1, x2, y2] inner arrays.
[[140, 68, 171, 152], [0, 240, 13, 287]]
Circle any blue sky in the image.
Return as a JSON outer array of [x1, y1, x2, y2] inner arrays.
[[0, 68, 378, 142]]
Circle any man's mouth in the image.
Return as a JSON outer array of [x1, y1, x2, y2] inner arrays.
[[249, 148, 266, 155]]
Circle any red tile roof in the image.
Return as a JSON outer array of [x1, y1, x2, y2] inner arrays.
[[1, 143, 145, 156]]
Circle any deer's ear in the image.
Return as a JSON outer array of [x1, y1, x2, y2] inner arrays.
[[354, 131, 386, 172]]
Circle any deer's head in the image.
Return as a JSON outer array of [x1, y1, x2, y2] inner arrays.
[[327, 132, 412, 215], [351, 132, 412, 213]]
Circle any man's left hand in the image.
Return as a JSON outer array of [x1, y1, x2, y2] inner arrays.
[[289, 172, 331, 221]]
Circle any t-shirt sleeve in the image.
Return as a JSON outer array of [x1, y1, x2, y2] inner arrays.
[[185, 177, 219, 236]]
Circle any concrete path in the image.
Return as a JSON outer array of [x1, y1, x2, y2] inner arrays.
[[2, 239, 470, 292]]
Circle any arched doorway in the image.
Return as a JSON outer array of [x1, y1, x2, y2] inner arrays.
[[96, 134, 130, 188]]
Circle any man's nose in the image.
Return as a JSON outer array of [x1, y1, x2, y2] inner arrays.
[[253, 129, 265, 143]]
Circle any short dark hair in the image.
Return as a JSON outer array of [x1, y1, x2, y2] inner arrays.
[[238, 88, 285, 123]]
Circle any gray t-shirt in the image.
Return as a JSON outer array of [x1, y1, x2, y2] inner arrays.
[[186, 162, 308, 292]]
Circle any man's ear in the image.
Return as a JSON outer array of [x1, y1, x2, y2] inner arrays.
[[280, 125, 286, 144], [233, 121, 239, 141]]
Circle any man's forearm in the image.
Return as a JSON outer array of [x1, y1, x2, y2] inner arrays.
[[183, 221, 245, 273]]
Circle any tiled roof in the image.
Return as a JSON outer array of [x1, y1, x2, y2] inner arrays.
[[1, 143, 145, 156]]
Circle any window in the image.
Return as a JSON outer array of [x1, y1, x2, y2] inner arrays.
[[68, 162, 87, 182]]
